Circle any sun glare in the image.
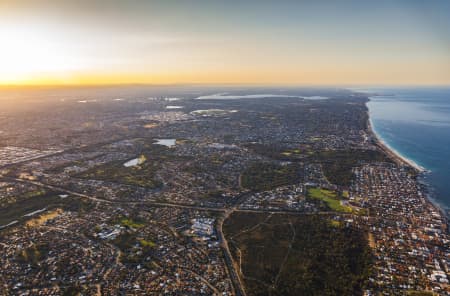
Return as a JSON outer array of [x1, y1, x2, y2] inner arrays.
[[0, 27, 80, 84]]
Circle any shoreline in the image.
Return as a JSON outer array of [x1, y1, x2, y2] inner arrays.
[[365, 100, 449, 220], [367, 115, 426, 173]]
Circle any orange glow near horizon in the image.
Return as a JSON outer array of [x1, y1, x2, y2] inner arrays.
[[0, 1, 449, 87], [3, 65, 449, 87]]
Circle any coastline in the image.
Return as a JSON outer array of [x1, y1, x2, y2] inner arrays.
[[367, 114, 425, 173], [366, 100, 449, 220]]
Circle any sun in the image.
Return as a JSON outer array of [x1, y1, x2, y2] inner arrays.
[[0, 27, 80, 84]]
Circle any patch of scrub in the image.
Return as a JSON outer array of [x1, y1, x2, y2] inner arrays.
[[144, 123, 159, 129], [26, 209, 63, 227]]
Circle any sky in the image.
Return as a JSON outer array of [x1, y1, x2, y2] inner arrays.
[[0, 0, 449, 86]]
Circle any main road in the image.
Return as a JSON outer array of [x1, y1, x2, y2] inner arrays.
[[4, 176, 353, 296]]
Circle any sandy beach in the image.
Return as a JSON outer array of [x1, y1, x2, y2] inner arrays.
[[366, 112, 426, 173], [366, 104, 448, 219]]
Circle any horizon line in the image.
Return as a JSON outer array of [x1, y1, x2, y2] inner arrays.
[[1, 82, 449, 89]]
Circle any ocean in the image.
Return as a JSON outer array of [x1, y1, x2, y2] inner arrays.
[[364, 87, 450, 215]]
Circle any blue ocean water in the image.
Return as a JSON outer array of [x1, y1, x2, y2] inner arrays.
[[364, 87, 450, 214]]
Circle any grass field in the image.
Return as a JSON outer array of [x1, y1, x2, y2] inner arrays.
[[307, 187, 353, 213]]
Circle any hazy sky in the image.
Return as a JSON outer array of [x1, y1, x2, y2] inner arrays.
[[0, 0, 449, 86]]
